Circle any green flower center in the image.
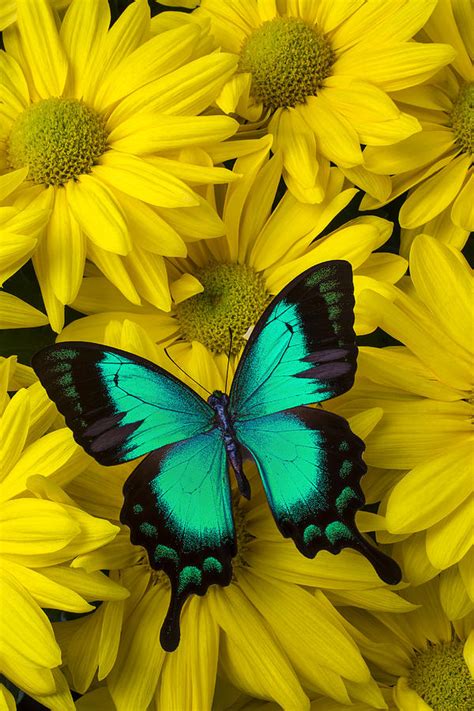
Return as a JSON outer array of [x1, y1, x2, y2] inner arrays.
[[408, 639, 473, 710], [451, 83, 473, 155], [7, 98, 108, 186], [175, 263, 270, 354], [238, 16, 335, 111]]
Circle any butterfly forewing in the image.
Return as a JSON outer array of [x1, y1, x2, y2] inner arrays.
[[230, 260, 357, 420], [32, 342, 215, 464]]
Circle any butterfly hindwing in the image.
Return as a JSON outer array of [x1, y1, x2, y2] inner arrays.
[[235, 406, 401, 585], [120, 427, 236, 651], [32, 342, 214, 465], [230, 260, 357, 420]]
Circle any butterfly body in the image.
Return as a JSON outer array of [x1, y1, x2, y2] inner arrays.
[[32, 260, 402, 652], [207, 390, 250, 499]]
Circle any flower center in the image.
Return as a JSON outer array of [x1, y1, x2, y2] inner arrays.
[[7, 98, 108, 186], [175, 263, 270, 354], [408, 639, 473, 710], [238, 16, 335, 110], [450, 83, 473, 155]]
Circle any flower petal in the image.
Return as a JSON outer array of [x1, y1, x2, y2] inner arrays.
[[0, 499, 79, 555], [16, 0, 68, 97], [66, 175, 131, 255], [426, 496, 474, 569], [385, 441, 473, 534], [123, 249, 171, 311], [208, 583, 309, 709], [158, 596, 219, 710], [0, 292, 48, 328], [85, 242, 140, 305], [400, 153, 471, 228], [7, 560, 93, 613], [0, 387, 30, 476], [46, 187, 86, 304], [301, 95, 363, 168], [96, 152, 199, 208], [108, 585, 168, 711], [452, 173, 474, 231], [0, 167, 29, 201]]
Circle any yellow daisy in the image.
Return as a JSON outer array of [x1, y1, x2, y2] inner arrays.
[[51, 318, 410, 710], [327, 234, 473, 619], [361, 0, 473, 254], [58, 145, 407, 394], [183, 0, 456, 204], [0, 368, 127, 708], [0, 0, 239, 332], [336, 577, 474, 710]]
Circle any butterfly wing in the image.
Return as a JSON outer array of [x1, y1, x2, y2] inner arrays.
[[32, 342, 215, 465], [230, 260, 357, 420], [230, 261, 401, 584], [120, 427, 235, 652], [234, 407, 400, 585]]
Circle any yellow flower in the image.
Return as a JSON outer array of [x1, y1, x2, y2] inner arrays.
[[361, 0, 473, 253], [59, 144, 407, 395], [0, 0, 239, 331], [334, 577, 474, 710], [186, 0, 456, 204], [0, 361, 127, 709], [328, 234, 473, 619], [51, 323, 406, 709]]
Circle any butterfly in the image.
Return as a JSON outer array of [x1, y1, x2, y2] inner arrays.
[[32, 260, 401, 651]]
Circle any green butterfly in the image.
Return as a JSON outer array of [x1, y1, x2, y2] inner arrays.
[[32, 260, 401, 651]]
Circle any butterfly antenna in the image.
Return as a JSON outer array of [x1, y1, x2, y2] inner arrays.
[[224, 327, 233, 394], [164, 347, 212, 396]]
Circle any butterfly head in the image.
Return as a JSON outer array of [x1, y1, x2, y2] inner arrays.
[[207, 390, 229, 408]]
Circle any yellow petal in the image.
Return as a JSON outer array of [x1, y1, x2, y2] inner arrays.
[[400, 154, 471, 228], [0, 684, 16, 711], [85, 242, 140, 305], [363, 130, 455, 174], [0, 167, 29, 201], [356, 252, 407, 284], [46, 187, 86, 304], [66, 175, 131, 255], [208, 583, 309, 709], [301, 95, 363, 168], [0, 567, 61, 669], [0, 498, 79, 555], [348, 407, 383, 440], [273, 107, 319, 188], [31, 668, 75, 711], [439, 565, 473, 620], [96, 152, 199, 208], [32, 236, 64, 333], [238, 569, 370, 686], [342, 164, 391, 202], [60, 0, 110, 98], [171, 273, 203, 304], [323, 77, 399, 122], [464, 631, 474, 677], [393, 677, 432, 710], [7, 560, 93, 613], [0, 387, 30, 476], [0, 231, 36, 285], [108, 585, 167, 710], [334, 42, 456, 91], [108, 114, 239, 154], [96, 24, 200, 110], [397, 533, 440, 586], [71, 529, 141, 573], [98, 599, 125, 680], [452, 173, 474, 231], [0, 292, 47, 328], [158, 596, 219, 710], [123, 248, 171, 311], [2, 428, 87, 502], [41, 566, 129, 602], [410, 234, 472, 355], [385, 441, 473, 533], [426, 496, 474, 569], [16, 0, 68, 98]]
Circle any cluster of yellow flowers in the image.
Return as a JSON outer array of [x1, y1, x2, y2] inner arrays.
[[0, 0, 472, 709]]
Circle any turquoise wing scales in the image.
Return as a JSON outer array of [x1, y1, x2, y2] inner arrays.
[[230, 261, 401, 585], [120, 428, 235, 652], [32, 343, 214, 464]]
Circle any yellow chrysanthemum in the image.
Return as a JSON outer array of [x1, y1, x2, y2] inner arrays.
[[58, 144, 407, 393], [0, 359, 127, 709], [327, 234, 473, 620], [0, 0, 240, 332], [361, 0, 473, 254], [50, 318, 411, 710], [183, 0, 456, 204]]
